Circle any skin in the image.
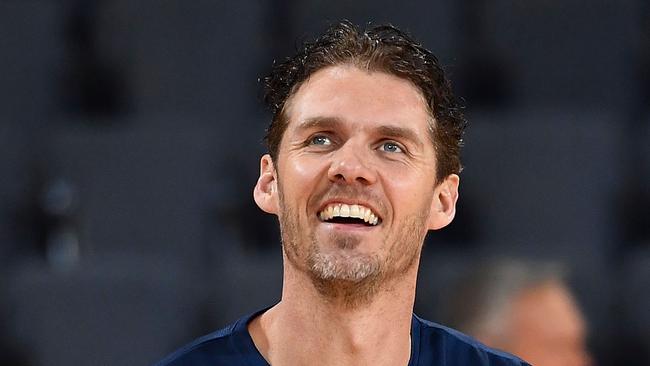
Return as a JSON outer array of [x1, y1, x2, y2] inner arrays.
[[488, 281, 592, 366], [251, 64, 459, 366]]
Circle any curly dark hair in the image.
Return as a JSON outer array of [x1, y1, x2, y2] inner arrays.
[[263, 21, 466, 182]]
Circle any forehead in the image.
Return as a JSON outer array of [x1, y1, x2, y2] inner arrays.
[[283, 65, 432, 137]]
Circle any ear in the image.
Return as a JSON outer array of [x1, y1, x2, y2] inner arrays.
[[426, 174, 459, 230], [253, 154, 279, 215]]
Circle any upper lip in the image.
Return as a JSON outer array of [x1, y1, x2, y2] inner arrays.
[[316, 198, 383, 221]]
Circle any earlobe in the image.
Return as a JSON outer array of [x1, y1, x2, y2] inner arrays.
[[253, 154, 279, 215], [427, 174, 460, 230]]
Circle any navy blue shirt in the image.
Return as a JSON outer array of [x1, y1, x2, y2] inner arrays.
[[155, 309, 530, 366]]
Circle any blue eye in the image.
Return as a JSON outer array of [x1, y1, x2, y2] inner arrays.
[[381, 141, 403, 153], [311, 135, 331, 146]]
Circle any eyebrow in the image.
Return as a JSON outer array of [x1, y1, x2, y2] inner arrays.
[[295, 116, 344, 132], [296, 116, 425, 148], [376, 125, 424, 149]]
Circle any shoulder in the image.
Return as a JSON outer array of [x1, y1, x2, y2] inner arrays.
[[414, 315, 531, 366], [153, 323, 240, 366], [153, 308, 270, 366]]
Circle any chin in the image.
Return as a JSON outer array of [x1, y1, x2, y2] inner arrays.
[[308, 249, 382, 282]]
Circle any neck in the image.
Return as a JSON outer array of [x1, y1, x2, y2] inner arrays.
[[249, 258, 419, 366]]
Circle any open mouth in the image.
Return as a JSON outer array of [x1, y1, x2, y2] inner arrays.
[[318, 203, 381, 226]]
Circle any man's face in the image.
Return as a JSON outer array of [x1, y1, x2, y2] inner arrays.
[[254, 65, 458, 302]]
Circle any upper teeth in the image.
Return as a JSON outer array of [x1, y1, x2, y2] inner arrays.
[[318, 203, 380, 225]]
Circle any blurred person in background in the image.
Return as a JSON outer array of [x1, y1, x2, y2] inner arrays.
[[439, 259, 592, 366]]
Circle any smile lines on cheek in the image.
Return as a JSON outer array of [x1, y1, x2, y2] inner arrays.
[[318, 203, 380, 226]]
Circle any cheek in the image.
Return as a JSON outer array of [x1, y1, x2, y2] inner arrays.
[[383, 170, 435, 207], [279, 154, 327, 203], [292, 156, 323, 181]]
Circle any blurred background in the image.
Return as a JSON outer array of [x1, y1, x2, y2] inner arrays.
[[1, 0, 648, 365]]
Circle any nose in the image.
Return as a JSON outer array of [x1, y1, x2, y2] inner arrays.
[[327, 141, 377, 185]]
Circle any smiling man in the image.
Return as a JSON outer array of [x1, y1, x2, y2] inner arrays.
[[155, 21, 530, 366]]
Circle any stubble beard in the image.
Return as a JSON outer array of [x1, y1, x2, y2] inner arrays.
[[278, 195, 428, 309]]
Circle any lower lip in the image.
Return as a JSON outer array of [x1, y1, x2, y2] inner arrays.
[[319, 222, 377, 231]]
